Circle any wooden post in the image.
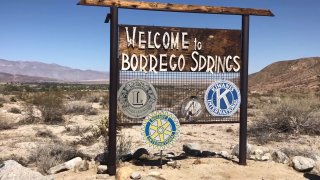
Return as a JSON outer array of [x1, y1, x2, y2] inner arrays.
[[239, 15, 249, 165], [107, 6, 118, 176]]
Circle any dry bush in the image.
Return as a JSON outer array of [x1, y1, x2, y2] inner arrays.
[[280, 147, 318, 160], [8, 107, 21, 114], [35, 129, 56, 139], [117, 132, 132, 163], [65, 102, 97, 115], [29, 142, 88, 174], [28, 92, 64, 124], [75, 117, 108, 146], [249, 96, 320, 144], [0, 115, 15, 130], [19, 103, 40, 125], [0, 94, 9, 103], [86, 93, 102, 103], [99, 94, 109, 109]]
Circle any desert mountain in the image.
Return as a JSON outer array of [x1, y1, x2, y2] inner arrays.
[[0, 72, 58, 83], [249, 57, 320, 92], [0, 59, 108, 82]]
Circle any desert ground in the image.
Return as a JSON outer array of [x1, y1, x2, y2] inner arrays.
[[0, 83, 320, 180]]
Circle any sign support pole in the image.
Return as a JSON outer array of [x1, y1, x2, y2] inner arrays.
[[107, 6, 119, 175], [239, 15, 249, 165]]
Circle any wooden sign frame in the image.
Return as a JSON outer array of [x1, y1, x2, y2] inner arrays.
[[78, 0, 274, 176]]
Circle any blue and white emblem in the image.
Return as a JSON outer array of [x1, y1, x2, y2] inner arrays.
[[204, 80, 241, 116], [142, 110, 180, 150]]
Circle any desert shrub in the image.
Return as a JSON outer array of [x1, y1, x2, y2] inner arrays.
[[19, 103, 40, 124], [0, 103, 3, 108], [249, 97, 320, 144], [99, 94, 109, 109], [75, 117, 108, 146], [86, 93, 101, 103], [65, 102, 97, 115], [35, 129, 56, 139], [64, 125, 91, 136], [117, 133, 132, 163], [8, 107, 21, 114], [0, 115, 15, 130], [28, 92, 64, 124], [66, 91, 88, 101], [0, 94, 9, 103], [29, 142, 88, 174], [10, 96, 17, 102], [280, 147, 318, 160]]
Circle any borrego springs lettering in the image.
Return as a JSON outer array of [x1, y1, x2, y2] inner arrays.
[[204, 80, 241, 116], [119, 25, 241, 73]]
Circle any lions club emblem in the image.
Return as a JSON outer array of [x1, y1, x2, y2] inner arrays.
[[117, 79, 157, 118], [204, 80, 241, 116], [142, 111, 180, 150]]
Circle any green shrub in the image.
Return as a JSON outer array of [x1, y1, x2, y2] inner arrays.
[[28, 92, 64, 124], [29, 142, 88, 174], [8, 107, 21, 114], [248, 96, 320, 144], [65, 102, 97, 115]]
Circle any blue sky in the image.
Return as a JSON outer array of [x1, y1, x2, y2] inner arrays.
[[0, 0, 319, 73]]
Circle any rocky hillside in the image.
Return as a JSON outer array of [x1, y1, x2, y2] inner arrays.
[[0, 72, 58, 83], [0, 59, 108, 82], [249, 57, 320, 92]]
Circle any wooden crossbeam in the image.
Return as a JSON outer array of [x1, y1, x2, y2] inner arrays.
[[78, 0, 274, 16]]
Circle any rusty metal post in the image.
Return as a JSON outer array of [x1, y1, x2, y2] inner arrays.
[[107, 6, 119, 175], [239, 15, 249, 165]]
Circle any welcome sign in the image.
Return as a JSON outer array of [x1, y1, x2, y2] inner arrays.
[[119, 25, 241, 73]]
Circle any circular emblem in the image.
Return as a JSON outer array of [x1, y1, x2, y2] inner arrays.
[[181, 96, 203, 120], [142, 111, 180, 150], [204, 80, 241, 116], [118, 79, 157, 118]]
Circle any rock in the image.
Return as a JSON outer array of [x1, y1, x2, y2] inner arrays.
[[231, 144, 252, 157], [271, 151, 289, 164], [97, 165, 108, 174], [252, 149, 264, 156], [116, 166, 134, 180], [292, 156, 315, 172], [96, 174, 112, 179], [183, 143, 202, 157], [261, 153, 271, 161], [201, 151, 215, 157], [220, 151, 229, 158], [165, 152, 175, 159], [0, 160, 51, 180], [48, 157, 82, 174], [130, 171, 141, 179], [133, 148, 149, 160], [95, 152, 109, 165], [78, 160, 90, 172], [167, 161, 179, 168]]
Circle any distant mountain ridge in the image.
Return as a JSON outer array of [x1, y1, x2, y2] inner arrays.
[[0, 59, 109, 82], [249, 57, 320, 92]]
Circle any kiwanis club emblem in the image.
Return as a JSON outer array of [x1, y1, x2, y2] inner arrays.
[[204, 80, 241, 116], [142, 111, 180, 150], [117, 79, 157, 118]]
